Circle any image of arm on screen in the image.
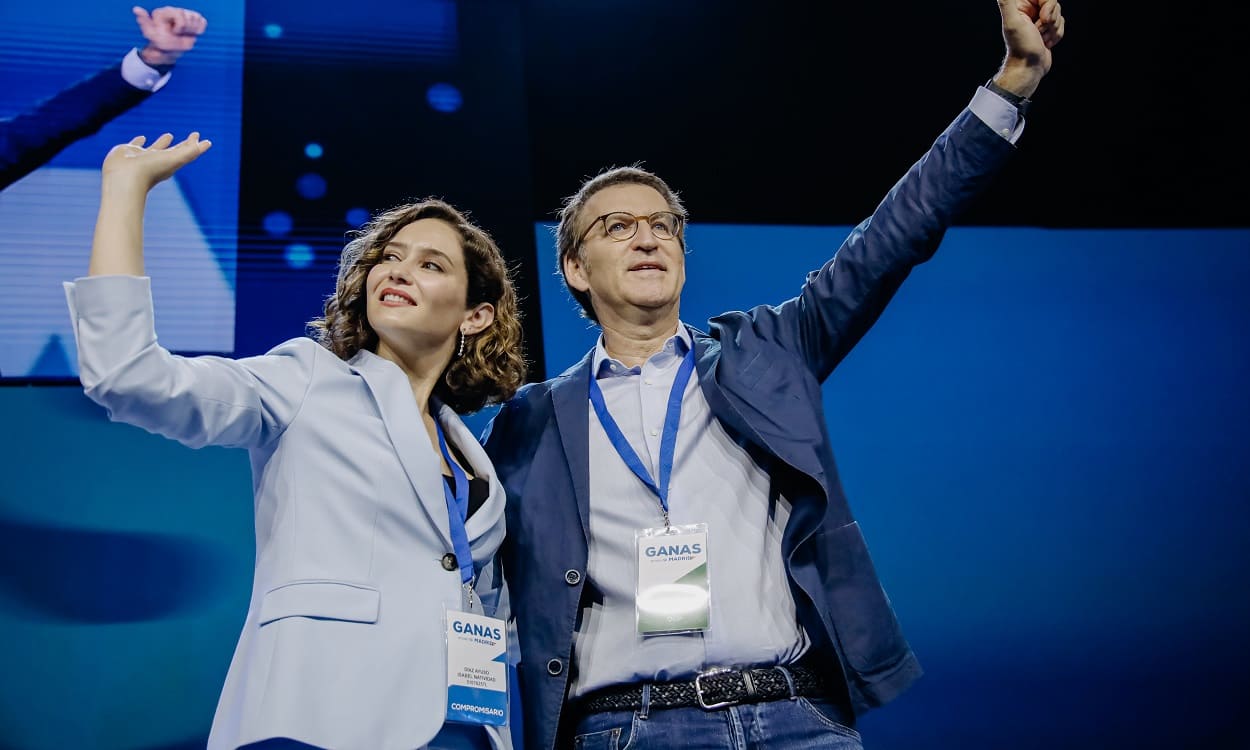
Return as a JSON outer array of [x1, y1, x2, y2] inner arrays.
[[64, 133, 527, 750], [0, 5, 208, 190]]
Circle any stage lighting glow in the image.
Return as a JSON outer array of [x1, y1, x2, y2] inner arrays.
[[304, 143, 323, 159], [262, 211, 293, 236], [346, 207, 371, 227], [295, 173, 327, 200], [284, 243, 314, 269], [426, 83, 463, 113]]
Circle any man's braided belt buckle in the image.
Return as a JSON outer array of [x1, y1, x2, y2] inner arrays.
[[579, 664, 825, 713]]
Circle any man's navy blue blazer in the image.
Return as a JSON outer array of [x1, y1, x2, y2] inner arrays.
[[1, 63, 148, 190], [482, 107, 1016, 750]]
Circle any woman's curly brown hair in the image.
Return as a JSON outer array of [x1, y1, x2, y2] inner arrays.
[[308, 198, 527, 414]]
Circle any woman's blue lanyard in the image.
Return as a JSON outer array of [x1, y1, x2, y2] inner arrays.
[[434, 419, 475, 585], [587, 348, 696, 528]]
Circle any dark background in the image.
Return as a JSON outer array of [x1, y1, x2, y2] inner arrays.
[[520, 1, 1241, 231], [234, 0, 1246, 382]]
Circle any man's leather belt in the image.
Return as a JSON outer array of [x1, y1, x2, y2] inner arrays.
[[577, 663, 826, 713]]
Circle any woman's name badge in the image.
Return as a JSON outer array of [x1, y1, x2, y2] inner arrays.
[[635, 523, 710, 635], [444, 610, 508, 726]]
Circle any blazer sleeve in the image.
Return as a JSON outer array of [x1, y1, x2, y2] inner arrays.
[[713, 107, 1016, 382], [0, 63, 150, 190], [65, 275, 315, 450]]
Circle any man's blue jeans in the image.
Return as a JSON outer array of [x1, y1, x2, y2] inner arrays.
[[570, 692, 863, 749]]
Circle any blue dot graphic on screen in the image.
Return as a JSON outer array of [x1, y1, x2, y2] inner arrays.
[[305, 143, 323, 159], [346, 207, 371, 227], [426, 83, 463, 113], [263, 24, 283, 39], [296, 173, 327, 200], [285, 243, 314, 269], [262, 211, 293, 237]]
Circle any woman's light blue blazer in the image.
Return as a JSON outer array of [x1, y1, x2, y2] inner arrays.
[[65, 275, 513, 750]]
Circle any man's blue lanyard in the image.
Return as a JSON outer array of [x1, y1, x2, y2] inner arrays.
[[435, 419, 475, 585], [587, 348, 696, 526]]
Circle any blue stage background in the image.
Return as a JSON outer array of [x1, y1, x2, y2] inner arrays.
[[3, 225, 1247, 748], [536, 223, 1250, 748]]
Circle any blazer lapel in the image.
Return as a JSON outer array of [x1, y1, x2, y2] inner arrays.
[[691, 328, 829, 548], [691, 328, 758, 445], [435, 401, 505, 565], [349, 351, 453, 549], [693, 327, 826, 480], [551, 351, 595, 543]]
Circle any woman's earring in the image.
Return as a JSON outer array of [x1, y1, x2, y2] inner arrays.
[[457, 331, 466, 358]]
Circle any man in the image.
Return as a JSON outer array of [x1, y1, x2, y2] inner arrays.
[[484, 1, 1064, 747], [0, 6, 208, 190]]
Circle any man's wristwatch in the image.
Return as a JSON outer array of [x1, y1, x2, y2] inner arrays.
[[985, 79, 1032, 118]]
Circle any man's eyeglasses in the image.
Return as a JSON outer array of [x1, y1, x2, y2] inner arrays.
[[580, 211, 684, 243]]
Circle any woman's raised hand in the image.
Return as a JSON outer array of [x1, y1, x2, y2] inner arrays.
[[101, 132, 212, 193], [89, 132, 212, 276]]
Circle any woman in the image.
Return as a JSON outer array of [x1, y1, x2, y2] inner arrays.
[[65, 132, 526, 750]]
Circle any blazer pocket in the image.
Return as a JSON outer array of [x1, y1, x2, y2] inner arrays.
[[737, 350, 776, 390], [258, 579, 380, 626], [813, 522, 910, 675]]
